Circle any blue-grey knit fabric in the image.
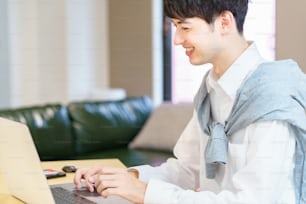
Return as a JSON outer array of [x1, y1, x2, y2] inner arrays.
[[194, 59, 306, 204]]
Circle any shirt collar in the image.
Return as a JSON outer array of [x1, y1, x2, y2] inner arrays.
[[206, 42, 266, 99]]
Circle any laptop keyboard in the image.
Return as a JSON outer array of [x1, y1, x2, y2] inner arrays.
[[51, 186, 97, 204]]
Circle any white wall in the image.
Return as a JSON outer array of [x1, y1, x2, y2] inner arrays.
[[8, 0, 41, 107], [0, 0, 109, 108], [0, 0, 10, 108], [66, 0, 109, 101]]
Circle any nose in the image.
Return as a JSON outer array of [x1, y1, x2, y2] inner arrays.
[[173, 30, 184, 46]]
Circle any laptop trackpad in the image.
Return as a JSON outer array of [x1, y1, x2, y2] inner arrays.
[[51, 183, 132, 204]]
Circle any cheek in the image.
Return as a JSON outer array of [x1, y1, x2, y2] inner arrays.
[[191, 32, 206, 44], [194, 40, 212, 56], [198, 36, 220, 53]]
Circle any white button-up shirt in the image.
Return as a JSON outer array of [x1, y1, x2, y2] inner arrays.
[[135, 43, 296, 204]]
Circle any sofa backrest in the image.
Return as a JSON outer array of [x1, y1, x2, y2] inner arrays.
[[0, 104, 75, 160], [67, 96, 153, 154], [0, 96, 153, 160]]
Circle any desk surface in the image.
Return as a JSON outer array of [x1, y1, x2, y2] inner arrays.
[[0, 158, 125, 204]]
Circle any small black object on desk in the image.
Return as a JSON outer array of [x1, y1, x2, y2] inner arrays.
[[62, 165, 77, 173]]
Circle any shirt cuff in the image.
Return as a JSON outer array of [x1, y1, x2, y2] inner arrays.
[[144, 178, 179, 204], [129, 165, 160, 183]]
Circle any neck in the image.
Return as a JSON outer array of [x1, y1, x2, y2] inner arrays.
[[212, 38, 249, 79]]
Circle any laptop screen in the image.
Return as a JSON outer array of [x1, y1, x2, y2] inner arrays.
[[0, 118, 55, 204], [0, 118, 132, 204]]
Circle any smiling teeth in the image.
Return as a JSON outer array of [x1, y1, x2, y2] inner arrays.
[[186, 48, 193, 51]]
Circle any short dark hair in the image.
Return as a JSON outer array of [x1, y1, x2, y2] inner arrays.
[[164, 0, 249, 33]]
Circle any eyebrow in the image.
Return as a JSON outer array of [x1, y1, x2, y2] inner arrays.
[[171, 19, 191, 25]]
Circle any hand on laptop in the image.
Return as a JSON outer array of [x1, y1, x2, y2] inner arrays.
[[74, 165, 147, 204]]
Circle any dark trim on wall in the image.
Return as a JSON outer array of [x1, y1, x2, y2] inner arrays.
[[163, 16, 172, 101]]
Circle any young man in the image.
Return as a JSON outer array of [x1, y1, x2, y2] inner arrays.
[[74, 0, 306, 203]]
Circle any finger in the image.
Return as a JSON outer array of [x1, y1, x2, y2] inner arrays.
[[73, 168, 89, 189], [101, 187, 119, 198], [82, 165, 105, 191], [73, 165, 104, 191], [100, 167, 126, 175], [94, 174, 119, 191], [95, 180, 119, 195], [83, 164, 104, 179], [95, 174, 118, 182]]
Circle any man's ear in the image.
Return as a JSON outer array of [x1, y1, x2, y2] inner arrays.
[[218, 10, 235, 35]]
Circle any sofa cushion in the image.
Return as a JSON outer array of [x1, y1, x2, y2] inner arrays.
[[0, 104, 75, 160], [68, 96, 153, 154], [129, 103, 194, 152]]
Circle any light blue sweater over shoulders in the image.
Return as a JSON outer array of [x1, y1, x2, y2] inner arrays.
[[194, 59, 306, 204]]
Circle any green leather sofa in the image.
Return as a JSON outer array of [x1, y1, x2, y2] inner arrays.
[[0, 96, 172, 167]]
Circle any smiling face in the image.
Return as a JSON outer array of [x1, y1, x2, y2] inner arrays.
[[172, 17, 223, 66]]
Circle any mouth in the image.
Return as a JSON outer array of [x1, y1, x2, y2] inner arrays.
[[185, 47, 194, 57]]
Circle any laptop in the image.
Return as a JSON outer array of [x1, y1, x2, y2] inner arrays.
[[0, 117, 132, 204]]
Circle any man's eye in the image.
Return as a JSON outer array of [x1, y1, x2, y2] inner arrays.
[[182, 27, 190, 31]]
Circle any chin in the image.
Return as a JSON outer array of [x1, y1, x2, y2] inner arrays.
[[188, 55, 207, 65], [189, 59, 205, 66]]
